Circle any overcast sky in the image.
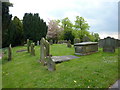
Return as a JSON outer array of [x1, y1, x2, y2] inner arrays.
[[9, 0, 119, 39]]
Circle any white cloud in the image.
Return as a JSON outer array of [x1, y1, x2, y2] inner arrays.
[[99, 32, 118, 39], [9, 0, 118, 38]]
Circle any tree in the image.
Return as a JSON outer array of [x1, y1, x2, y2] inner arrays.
[[61, 17, 75, 43], [46, 20, 63, 41], [93, 33, 100, 42], [23, 13, 48, 43], [2, 2, 13, 47], [74, 16, 90, 41], [63, 30, 75, 44], [61, 17, 73, 30], [8, 16, 23, 46]]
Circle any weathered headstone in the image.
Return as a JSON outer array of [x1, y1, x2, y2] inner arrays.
[[27, 39, 30, 53], [46, 56, 56, 71], [103, 37, 116, 53], [31, 43, 35, 56], [98, 39, 105, 48], [40, 38, 50, 65], [74, 38, 80, 44], [37, 41, 39, 46], [49, 40, 53, 45], [40, 37, 56, 71], [8, 44, 12, 61], [67, 40, 71, 48]]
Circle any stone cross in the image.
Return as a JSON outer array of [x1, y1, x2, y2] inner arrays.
[[8, 44, 12, 61]]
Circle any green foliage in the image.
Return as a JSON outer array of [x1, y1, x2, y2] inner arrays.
[[74, 16, 90, 41], [7, 16, 24, 46], [63, 30, 75, 44], [2, 2, 12, 48], [23, 13, 48, 43]]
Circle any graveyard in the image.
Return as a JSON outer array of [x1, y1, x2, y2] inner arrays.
[[1, 1, 119, 88], [2, 42, 118, 88]]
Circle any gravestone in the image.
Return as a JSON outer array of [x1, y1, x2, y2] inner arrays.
[[67, 40, 71, 48], [98, 39, 105, 48], [64, 40, 68, 43], [103, 37, 116, 53], [40, 38, 50, 65], [31, 43, 35, 56], [49, 40, 53, 45], [8, 44, 12, 61], [46, 56, 56, 71], [27, 39, 30, 53], [74, 38, 80, 44], [51, 55, 80, 63], [37, 41, 39, 46]]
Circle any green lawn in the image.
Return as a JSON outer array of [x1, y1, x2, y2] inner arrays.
[[2, 44, 118, 88]]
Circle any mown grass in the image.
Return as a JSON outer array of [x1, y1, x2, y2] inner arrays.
[[2, 44, 118, 88]]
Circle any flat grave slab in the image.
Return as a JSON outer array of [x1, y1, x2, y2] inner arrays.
[[16, 49, 27, 53], [51, 55, 80, 63]]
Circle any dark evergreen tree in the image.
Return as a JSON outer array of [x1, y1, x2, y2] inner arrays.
[[8, 16, 23, 46], [23, 13, 48, 43], [2, 2, 12, 47]]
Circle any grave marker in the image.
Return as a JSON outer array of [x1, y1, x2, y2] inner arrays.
[[8, 44, 12, 61]]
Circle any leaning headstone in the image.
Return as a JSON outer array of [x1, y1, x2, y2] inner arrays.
[[27, 39, 30, 53], [74, 38, 80, 44], [31, 43, 35, 56], [37, 41, 39, 46], [40, 38, 50, 65], [67, 40, 71, 48], [46, 56, 56, 71], [103, 37, 116, 53], [8, 44, 12, 61]]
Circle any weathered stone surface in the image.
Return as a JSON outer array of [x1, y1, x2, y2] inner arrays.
[[102, 37, 116, 53], [74, 42, 98, 55], [16, 50, 27, 53], [74, 38, 80, 44], [51, 55, 80, 63], [8, 44, 12, 61], [27, 39, 30, 53], [46, 56, 56, 71], [49, 40, 53, 45], [67, 40, 71, 48], [37, 41, 39, 46], [31, 43, 35, 56], [40, 38, 50, 65]]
